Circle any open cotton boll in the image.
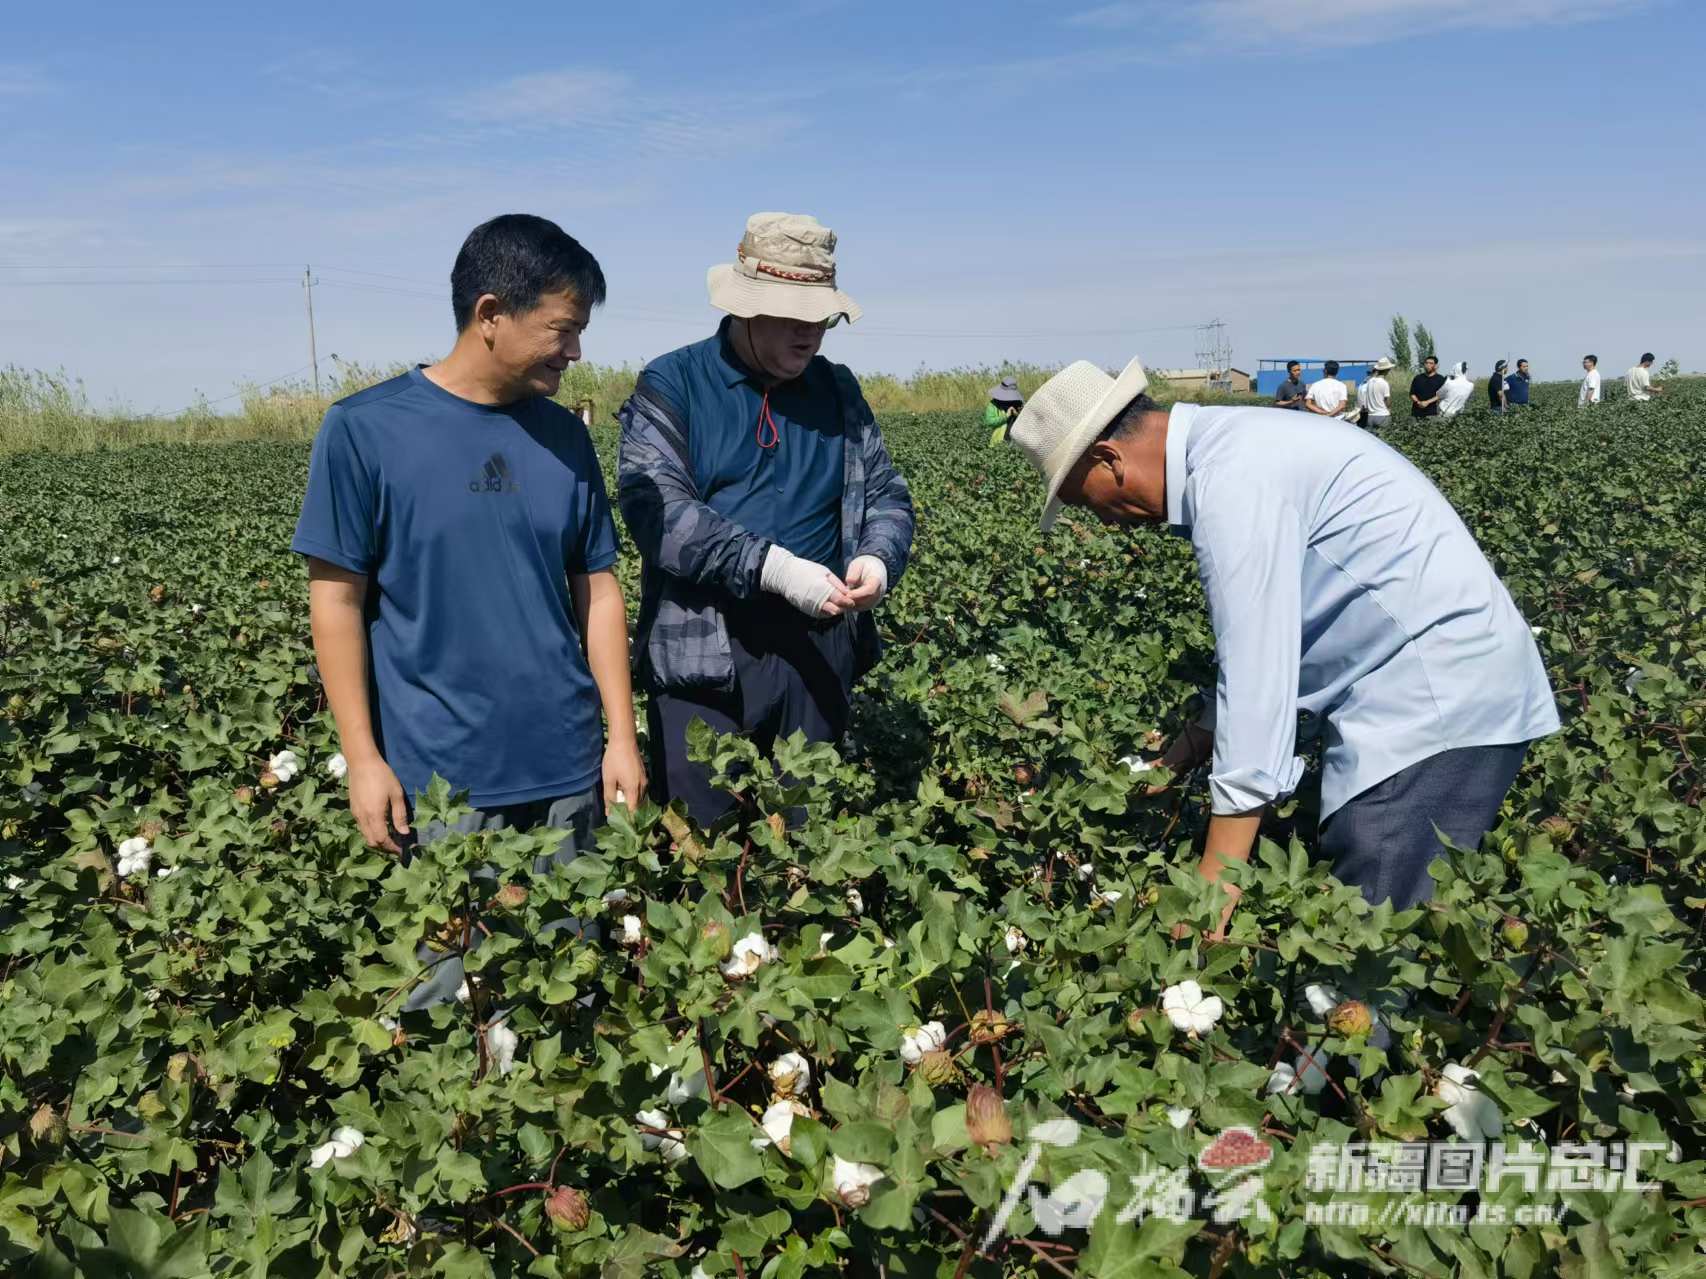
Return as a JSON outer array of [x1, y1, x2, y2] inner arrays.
[[4, 875, 23, 891], [116, 837, 153, 877], [635, 1108, 688, 1162], [751, 1098, 810, 1155], [268, 750, 301, 783], [1302, 983, 1342, 1019], [900, 1021, 947, 1065], [620, 915, 644, 947], [325, 753, 348, 781], [831, 1154, 885, 1207], [720, 932, 777, 980], [1160, 980, 1224, 1036], [309, 1124, 364, 1168], [1118, 755, 1154, 774], [845, 888, 863, 914], [1004, 926, 1028, 955], [155, 865, 177, 879], [1268, 1051, 1330, 1095], [768, 1052, 811, 1098], [487, 1021, 518, 1076], [1437, 1063, 1503, 1140], [1166, 1106, 1193, 1130]]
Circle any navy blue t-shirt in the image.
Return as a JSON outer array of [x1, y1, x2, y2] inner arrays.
[[641, 320, 845, 573], [291, 367, 620, 808], [1506, 371, 1531, 404]]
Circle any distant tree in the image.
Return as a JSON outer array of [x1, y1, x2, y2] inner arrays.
[[1413, 323, 1437, 364], [1659, 357, 1680, 378], [1387, 315, 1413, 371]]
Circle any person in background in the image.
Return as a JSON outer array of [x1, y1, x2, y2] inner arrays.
[[1625, 353, 1665, 402], [1438, 362, 1474, 417], [1488, 360, 1509, 413], [985, 375, 1024, 443], [292, 214, 645, 1011], [1579, 355, 1602, 408], [1361, 357, 1395, 430], [1274, 361, 1307, 411], [1007, 357, 1558, 928], [617, 212, 914, 826], [1506, 358, 1532, 409], [1304, 359, 1348, 416], [1409, 355, 1446, 421]]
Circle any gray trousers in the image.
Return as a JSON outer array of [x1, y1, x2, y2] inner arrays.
[[399, 788, 601, 1013], [1320, 743, 1528, 911]]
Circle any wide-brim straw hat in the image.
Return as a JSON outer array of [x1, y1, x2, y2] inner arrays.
[[988, 376, 1024, 405], [1371, 357, 1396, 372], [707, 212, 862, 327], [1009, 356, 1149, 531]]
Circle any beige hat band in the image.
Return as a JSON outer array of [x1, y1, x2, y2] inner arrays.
[[735, 245, 837, 287]]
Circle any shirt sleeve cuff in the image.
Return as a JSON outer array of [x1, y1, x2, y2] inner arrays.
[[291, 538, 371, 576], [1209, 757, 1306, 816]]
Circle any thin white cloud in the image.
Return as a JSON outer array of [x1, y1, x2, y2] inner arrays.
[[1069, 0, 1657, 48]]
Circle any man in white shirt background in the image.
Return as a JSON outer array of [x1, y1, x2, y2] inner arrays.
[[1304, 359, 1348, 416], [1625, 352, 1664, 402], [1579, 354, 1602, 407], [1360, 357, 1394, 429]]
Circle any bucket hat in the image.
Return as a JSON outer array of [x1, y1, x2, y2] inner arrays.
[[707, 212, 861, 327], [1008, 357, 1149, 530]]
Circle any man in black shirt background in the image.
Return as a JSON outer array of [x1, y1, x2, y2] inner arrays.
[[1409, 355, 1446, 420], [1274, 360, 1307, 410]]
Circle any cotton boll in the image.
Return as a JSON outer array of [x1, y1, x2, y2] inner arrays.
[[325, 753, 348, 781], [487, 1021, 518, 1076]]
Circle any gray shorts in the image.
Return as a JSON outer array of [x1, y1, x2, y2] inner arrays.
[[399, 788, 601, 1012]]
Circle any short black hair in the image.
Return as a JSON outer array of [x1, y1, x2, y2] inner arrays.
[[1517, 358, 1528, 366], [1584, 354, 1597, 364], [1099, 392, 1164, 442], [1641, 352, 1655, 363], [1323, 360, 1339, 376], [1287, 360, 1301, 372], [450, 214, 607, 331], [1424, 354, 1438, 363]]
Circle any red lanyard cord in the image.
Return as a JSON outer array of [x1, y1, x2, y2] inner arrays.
[[755, 389, 780, 449]]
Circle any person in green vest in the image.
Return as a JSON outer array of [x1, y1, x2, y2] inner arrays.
[[984, 376, 1024, 444]]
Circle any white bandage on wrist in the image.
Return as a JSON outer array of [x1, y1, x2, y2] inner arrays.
[[848, 554, 888, 601]]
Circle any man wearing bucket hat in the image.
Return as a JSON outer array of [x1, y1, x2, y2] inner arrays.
[[1359, 358, 1395, 429], [984, 376, 1024, 444], [616, 213, 914, 824], [1008, 361, 1559, 931]]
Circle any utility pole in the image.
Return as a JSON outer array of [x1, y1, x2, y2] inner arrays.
[[302, 265, 321, 398]]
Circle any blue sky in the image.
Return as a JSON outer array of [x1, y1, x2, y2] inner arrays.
[[2, 0, 1702, 412]]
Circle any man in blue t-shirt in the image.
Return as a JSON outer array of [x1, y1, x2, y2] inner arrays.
[[292, 215, 644, 1006]]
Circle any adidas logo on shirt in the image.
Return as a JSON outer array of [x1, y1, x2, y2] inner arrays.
[[469, 453, 522, 494]]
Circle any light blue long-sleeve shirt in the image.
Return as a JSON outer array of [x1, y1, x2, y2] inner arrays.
[[1165, 402, 1561, 820]]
